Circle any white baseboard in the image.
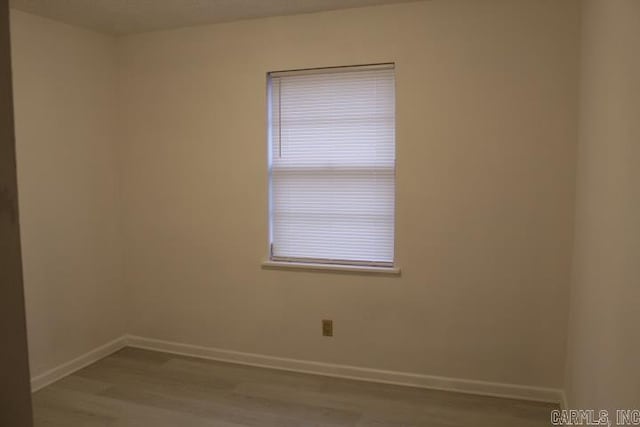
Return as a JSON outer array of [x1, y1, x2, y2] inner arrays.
[[30, 336, 128, 392], [30, 334, 564, 404], [126, 335, 563, 404]]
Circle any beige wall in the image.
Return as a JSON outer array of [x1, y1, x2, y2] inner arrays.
[[119, 0, 579, 388], [564, 0, 640, 410], [10, 11, 125, 377]]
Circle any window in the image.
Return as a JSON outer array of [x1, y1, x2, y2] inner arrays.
[[267, 64, 396, 269]]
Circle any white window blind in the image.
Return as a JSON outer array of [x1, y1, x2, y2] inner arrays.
[[268, 64, 395, 267]]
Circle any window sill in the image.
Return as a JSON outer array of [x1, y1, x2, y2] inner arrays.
[[261, 260, 401, 276]]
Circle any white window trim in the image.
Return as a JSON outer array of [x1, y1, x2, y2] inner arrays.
[[262, 260, 400, 275]]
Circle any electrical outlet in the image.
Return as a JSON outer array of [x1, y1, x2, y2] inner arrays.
[[322, 319, 333, 337]]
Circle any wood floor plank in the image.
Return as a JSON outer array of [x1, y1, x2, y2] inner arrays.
[[34, 386, 245, 427], [32, 348, 558, 427], [101, 377, 361, 426]]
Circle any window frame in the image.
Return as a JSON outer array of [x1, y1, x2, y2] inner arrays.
[[264, 63, 399, 274]]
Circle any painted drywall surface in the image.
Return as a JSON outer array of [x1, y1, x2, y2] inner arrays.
[[0, 1, 33, 424], [564, 0, 640, 410], [10, 10, 126, 377], [119, 0, 579, 388]]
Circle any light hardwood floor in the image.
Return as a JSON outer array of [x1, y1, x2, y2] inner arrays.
[[32, 348, 557, 426]]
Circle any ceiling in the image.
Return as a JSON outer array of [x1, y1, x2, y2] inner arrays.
[[10, 0, 419, 35]]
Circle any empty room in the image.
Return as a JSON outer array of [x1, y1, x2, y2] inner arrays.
[[0, 0, 638, 426]]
